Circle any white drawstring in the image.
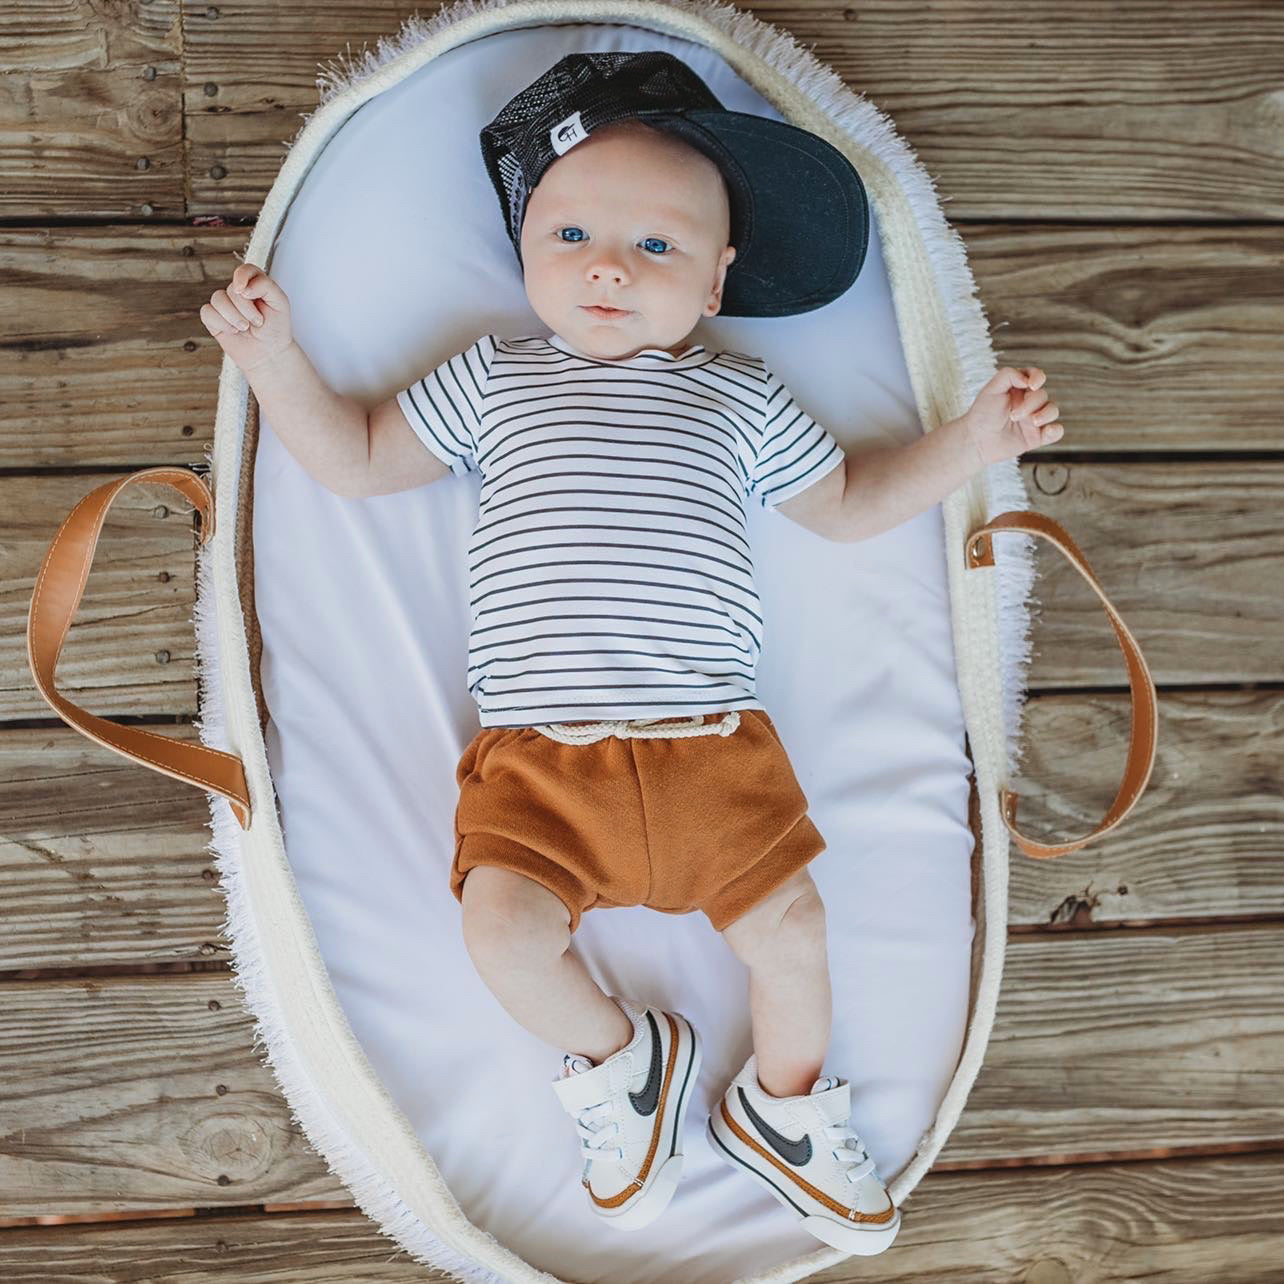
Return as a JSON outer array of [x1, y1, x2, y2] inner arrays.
[[535, 709, 741, 744]]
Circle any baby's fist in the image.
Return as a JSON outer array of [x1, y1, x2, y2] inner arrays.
[[199, 262, 292, 372], [961, 366, 1065, 468]]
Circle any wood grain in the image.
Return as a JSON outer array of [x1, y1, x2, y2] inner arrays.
[[0, 1153, 1280, 1282], [0, 973, 347, 1215], [4, 225, 1281, 462], [3, 474, 200, 721], [172, 2, 1284, 219], [1017, 459, 1284, 686], [0, 926, 1279, 1212], [941, 924, 1284, 1165], [0, 1, 184, 217], [3, 690, 1279, 971], [0, 725, 226, 970], [1008, 690, 1284, 927]]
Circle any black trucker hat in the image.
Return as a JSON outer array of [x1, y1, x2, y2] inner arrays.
[[479, 50, 870, 318]]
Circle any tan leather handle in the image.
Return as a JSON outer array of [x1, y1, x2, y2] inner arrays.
[[26, 467, 252, 830], [965, 509, 1157, 860]]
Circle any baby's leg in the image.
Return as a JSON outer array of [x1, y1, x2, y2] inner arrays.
[[720, 866, 831, 1099], [459, 866, 633, 1063]]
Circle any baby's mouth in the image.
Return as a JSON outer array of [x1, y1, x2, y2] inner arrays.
[[582, 305, 631, 319]]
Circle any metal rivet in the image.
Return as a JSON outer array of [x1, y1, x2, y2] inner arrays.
[[181, 424, 194, 435], [206, 6, 220, 18], [208, 999, 221, 1011], [215, 1084, 228, 1096], [142, 66, 157, 80], [204, 82, 218, 96], [155, 649, 171, 664], [136, 156, 150, 171], [209, 164, 226, 180], [140, 203, 154, 216], [157, 570, 171, 583], [153, 504, 169, 519], [183, 340, 197, 352]]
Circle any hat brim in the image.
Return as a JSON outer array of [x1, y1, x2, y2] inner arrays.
[[647, 109, 869, 317]]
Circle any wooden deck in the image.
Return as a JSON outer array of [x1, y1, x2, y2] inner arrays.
[[2, 0, 1281, 1278]]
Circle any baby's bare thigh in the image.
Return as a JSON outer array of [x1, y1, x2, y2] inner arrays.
[[459, 865, 571, 936]]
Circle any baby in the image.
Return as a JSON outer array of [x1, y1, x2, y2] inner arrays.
[[199, 51, 1062, 1256]]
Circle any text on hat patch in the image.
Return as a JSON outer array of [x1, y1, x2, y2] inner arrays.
[[550, 111, 589, 156]]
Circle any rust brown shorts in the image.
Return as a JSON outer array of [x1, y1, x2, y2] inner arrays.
[[450, 708, 826, 934]]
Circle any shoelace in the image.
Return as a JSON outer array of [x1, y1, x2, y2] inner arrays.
[[824, 1123, 876, 1184], [572, 1097, 624, 1162]]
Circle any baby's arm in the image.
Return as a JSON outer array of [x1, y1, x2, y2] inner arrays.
[[199, 264, 370, 498], [828, 365, 1063, 542]]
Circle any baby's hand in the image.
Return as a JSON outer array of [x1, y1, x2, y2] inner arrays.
[[960, 366, 1064, 468], [199, 262, 293, 373]]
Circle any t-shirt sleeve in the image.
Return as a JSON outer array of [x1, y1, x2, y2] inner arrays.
[[394, 333, 497, 477], [746, 365, 846, 509]]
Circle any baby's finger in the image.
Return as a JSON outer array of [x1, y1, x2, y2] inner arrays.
[[213, 290, 252, 333], [234, 268, 286, 314], [200, 301, 239, 337], [1012, 388, 1048, 419], [224, 286, 262, 327]]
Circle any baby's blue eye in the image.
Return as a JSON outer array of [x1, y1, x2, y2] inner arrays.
[[556, 227, 672, 255]]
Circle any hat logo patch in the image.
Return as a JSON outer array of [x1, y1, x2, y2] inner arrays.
[[550, 111, 588, 156]]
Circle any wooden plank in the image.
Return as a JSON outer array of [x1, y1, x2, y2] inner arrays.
[[2, 927, 1280, 1212], [4, 225, 1280, 462], [174, 2, 1284, 221], [8, 457, 1279, 714], [0, 725, 228, 971], [1007, 690, 1284, 928], [1019, 460, 1284, 687], [0, 973, 346, 1215], [5, 688, 1280, 971], [0, 227, 241, 468], [2, 474, 200, 721], [1, 1153, 1282, 1280], [0, 3, 184, 217], [969, 224, 1284, 452], [942, 925, 1284, 1165]]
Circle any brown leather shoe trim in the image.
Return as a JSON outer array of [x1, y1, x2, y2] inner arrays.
[[589, 1011, 679, 1209], [965, 509, 1158, 860], [718, 1098, 897, 1224]]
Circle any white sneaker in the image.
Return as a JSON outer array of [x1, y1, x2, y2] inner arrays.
[[550, 995, 702, 1231], [707, 1052, 900, 1255]]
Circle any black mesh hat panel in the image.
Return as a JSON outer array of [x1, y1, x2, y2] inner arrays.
[[479, 50, 869, 318]]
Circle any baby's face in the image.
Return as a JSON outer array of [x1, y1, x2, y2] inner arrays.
[[519, 121, 736, 360]]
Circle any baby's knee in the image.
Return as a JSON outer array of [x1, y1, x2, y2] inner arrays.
[[459, 865, 571, 962], [738, 884, 827, 970]]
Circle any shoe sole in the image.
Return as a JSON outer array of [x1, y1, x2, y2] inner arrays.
[[705, 1110, 901, 1255], [594, 1011, 703, 1232]]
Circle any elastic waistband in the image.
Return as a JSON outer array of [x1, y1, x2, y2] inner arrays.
[[533, 710, 742, 745]]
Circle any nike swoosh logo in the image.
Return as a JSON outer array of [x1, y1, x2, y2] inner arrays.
[[628, 1010, 663, 1116], [738, 1086, 813, 1166]]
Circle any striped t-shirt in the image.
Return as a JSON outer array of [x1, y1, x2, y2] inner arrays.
[[395, 332, 845, 729]]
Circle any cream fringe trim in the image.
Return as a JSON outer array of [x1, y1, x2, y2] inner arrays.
[[194, 1, 1036, 1280]]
